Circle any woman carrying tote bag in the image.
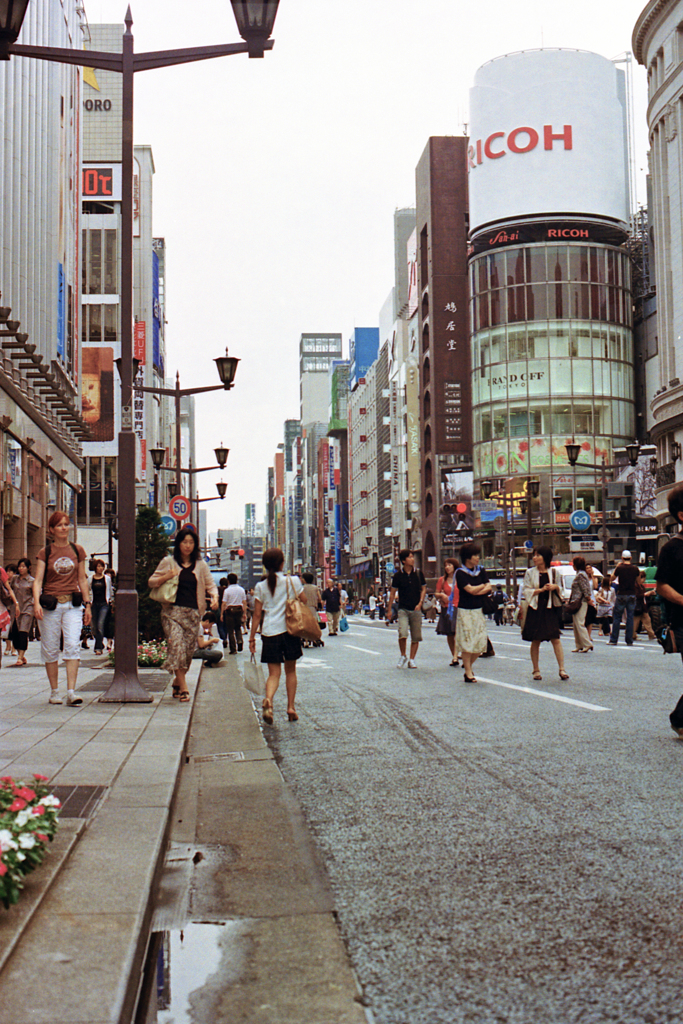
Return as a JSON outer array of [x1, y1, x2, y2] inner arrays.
[[248, 548, 307, 724], [148, 527, 218, 702]]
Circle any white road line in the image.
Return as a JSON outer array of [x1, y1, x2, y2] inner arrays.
[[343, 644, 382, 656], [475, 675, 611, 712]]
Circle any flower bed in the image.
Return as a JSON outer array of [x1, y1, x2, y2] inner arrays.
[[0, 776, 60, 909], [107, 640, 167, 668]]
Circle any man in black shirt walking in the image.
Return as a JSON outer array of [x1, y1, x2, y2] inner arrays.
[[387, 550, 426, 669], [656, 482, 683, 735]]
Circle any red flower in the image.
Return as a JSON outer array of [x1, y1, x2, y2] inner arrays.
[[32, 806, 45, 817], [14, 787, 36, 802], [581, 442, 590, 451], [9, 798, 26, 812], [0, 863, 6, 876], [518, 441, 529, 453], [36, 833, 49, 844], [0, 776, 14, 785], [33, 774, 49, 782]]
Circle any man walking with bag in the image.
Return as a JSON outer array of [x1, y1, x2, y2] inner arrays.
[[387, 550, 426, 669], [221, 573, 246, 654]]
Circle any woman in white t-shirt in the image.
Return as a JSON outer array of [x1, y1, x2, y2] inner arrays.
[[249, 548, 307, 725]]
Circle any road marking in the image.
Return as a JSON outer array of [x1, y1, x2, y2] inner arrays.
[[475, 676, 611, 712], [343, 644, 382, 656]]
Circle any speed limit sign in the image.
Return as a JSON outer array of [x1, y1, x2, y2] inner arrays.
[[168, 495, 191, 521]]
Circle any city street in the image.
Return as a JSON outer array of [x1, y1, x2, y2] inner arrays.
[[261, 615, 683, 1024]]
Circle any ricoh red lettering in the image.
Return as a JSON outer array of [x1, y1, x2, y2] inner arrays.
[[544, 124, 572, 150], [507, 126, 538, 154], [547, 228, 589, 238], [484, 132, 505, 159], [469, 124, 573, 170]]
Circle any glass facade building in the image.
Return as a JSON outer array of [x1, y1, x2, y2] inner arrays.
[[470, 238, 635, 512]]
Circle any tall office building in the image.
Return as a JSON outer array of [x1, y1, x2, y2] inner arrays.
[[0, 0, 87, 562]]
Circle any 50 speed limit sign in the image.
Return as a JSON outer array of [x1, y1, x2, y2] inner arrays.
[[168, 495, 191, 521]]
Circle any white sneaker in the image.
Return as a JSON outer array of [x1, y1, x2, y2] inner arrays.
[[66, 692, 83, 706], [397, 655, 407, 669], [407, 659, 418, 669], [48, 692, 63, 704]]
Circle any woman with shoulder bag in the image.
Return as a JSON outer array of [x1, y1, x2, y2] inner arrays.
[[435, 557, 460, 667], [569, 555, 594, 653], [11, 558, 34, 666], [521, 546, 568, 681], [148, 526, 218, 702], [33, 511, 91, 706], [249, 548, 307, 724]]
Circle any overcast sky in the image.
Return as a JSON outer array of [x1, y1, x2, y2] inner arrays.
[[83, 0, 651, 534]]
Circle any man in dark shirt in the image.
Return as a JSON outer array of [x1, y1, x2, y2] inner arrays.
[[321, 581, 342, 635], [387, 550, 426, 669], [609, 550, 640, 646], [655, 482, 683, 735]]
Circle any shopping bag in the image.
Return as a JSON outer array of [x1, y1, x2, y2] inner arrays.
[[243, 654, 266, 696], [339, 615, 349, 632], [285, 577, 322, 642]]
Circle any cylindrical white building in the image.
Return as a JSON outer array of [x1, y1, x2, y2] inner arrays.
[[468, 49, 635, 535]]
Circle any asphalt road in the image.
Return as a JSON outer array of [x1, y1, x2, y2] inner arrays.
[[263, 616, 683, 1024]]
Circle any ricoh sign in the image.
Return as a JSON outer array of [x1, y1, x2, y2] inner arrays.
[[468, 49, 630, 235]]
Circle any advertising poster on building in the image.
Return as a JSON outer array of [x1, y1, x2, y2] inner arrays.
[[133, 322, 146, 482], [407, 228, 418, 317], [405, 359, 421, 513], [440, 469, 474, 546], [82, 347, 115, 441]]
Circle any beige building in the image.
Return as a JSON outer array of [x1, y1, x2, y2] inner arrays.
[[634, 1, 683, 523]]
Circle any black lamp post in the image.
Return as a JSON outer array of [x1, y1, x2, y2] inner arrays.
[[1, 2, 278, 702], [149, 445, 166, 509], [565, 440, 642, 575]]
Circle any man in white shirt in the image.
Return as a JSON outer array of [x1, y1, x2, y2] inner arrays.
[[221, 573, 247, 654]]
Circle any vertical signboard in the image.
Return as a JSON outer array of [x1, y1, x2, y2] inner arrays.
[[133, 321, 146, 482]]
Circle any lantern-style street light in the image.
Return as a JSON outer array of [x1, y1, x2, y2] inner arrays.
[[0, 1, 279, 701]]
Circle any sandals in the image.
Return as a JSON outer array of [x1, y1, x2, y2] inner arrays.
[[262, 698, 274, 724], [172, 685, 181, 699], [559, 670, 569, 680], [532, 670, 542, 680], [287, 709, 299, 722], [450, 659, 460, 667], [178, 690, 190, 702], [464, 674, 477, 684]]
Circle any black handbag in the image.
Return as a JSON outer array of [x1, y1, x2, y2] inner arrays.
[[482, 594, 497, 616]]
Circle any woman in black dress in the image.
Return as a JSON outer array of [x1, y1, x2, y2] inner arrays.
[[521, 545, 568, 681]]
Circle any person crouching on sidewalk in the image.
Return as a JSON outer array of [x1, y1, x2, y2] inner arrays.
[[387, 550, 426, 669]]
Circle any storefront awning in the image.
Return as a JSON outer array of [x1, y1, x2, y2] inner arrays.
[[350, 560, 371, 576]]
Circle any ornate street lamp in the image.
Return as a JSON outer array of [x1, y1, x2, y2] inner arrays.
[[2, 3, 279, 702], [565, 441, 581, 467], [214, 444, 229, 468], [625, 441, 641, 467], [230, 0, 280, 56], [0, 0, 30, 57], [149, 446, 166, 508], [214, 350, 240, 389], [216, 481, 228, 498], [480, 479, 493, 500]]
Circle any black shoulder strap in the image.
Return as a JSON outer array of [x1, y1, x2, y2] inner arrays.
[[44, 541, 80, 561]]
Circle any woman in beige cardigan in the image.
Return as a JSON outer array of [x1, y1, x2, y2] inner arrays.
[[521, 546, 568, 681], [148, 527, 218, 701]]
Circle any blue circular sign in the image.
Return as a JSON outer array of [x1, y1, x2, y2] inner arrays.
[[524, 539, 534, 550], [569, 508, 592, 532], [160, 515, 176, 537]]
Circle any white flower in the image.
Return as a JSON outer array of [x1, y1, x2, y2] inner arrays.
[[18, 834, 36, 849], [15, 851, 25, 862], [40, 795, 61, 808], [0, 829, 17, 852], [14, 810, 30, 828]]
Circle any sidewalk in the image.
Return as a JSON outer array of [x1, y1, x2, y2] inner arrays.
[[0, 644, 367, 1024]]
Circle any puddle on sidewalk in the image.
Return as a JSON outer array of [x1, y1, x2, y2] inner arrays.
[[137, 921, 251, 1024]]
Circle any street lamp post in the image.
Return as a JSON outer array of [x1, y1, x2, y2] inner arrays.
[[0, 1, 280, 700], [565, 440, 642, 576]]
